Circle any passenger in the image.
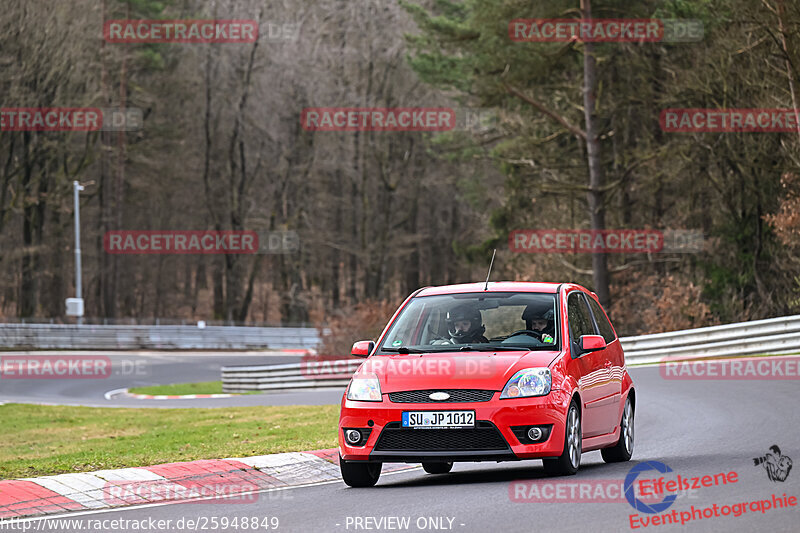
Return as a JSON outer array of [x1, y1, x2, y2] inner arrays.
[[522, 306, 556, 344]]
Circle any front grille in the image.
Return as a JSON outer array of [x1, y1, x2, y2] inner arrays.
[[388, 390, 495, 403], [374, 421, 510, 451]]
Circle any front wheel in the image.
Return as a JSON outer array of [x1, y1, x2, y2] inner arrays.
[[543, 400, 581, 476], [340, 456, 381, 487], [422, 462, 453, 474], [601, 396, 634, 463]]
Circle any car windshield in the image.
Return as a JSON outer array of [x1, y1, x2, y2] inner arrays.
[[377, 292, 559, 353]]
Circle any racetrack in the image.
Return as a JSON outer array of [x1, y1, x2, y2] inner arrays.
[[0, 351, 343, 408], [14, 364, 799, 533]]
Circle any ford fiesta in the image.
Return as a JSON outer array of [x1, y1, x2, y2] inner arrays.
[[338, 282, 635, 487]]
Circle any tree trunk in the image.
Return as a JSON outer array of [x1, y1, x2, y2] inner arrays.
[[212, 258, 224, 320], [19, 133, 36, 317], [98, 0, 115, 317], [405, 154, 422, 293], [777, 0, 800, 144], [581, 0, 610, 307], [111, 0, 130, 320]]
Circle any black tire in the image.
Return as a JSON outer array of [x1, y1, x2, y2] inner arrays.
[[340, 456, 381, 487], [542, 400, 581, 476], [422, 462, 453, 474], [601, 396, 634, 463]]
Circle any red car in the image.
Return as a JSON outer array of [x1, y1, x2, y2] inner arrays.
[[338, 282, 635, 487]]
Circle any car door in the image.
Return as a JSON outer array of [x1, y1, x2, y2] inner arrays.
[[585, 294, 623, 435], [566, 291, 611, 438]]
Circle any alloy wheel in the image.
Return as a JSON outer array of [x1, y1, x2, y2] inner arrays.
[[622, 400, 634, 455], [567, 407, 581, 469]]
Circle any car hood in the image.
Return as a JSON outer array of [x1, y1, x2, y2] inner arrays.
[[358, 350, 560, 393]]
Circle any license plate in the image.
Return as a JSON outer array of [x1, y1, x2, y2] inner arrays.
[[402, 411, 475, 429]]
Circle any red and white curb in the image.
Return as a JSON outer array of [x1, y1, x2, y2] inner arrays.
[[0, 449, 413, 519]]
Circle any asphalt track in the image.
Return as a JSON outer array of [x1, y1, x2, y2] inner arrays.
[[0, 351, 343, 408], [11, 364, 799, 533]]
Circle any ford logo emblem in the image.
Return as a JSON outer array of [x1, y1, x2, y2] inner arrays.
[[429, 392, 450, 401]]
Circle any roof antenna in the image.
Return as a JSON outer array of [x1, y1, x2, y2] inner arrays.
[[484, 248, 496, 291]]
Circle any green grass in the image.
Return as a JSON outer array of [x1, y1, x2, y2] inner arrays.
[[0, 403, 339, 479], [129, 381, 229, 396]]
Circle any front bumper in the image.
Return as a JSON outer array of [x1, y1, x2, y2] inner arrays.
[[339, 388, 571, 462]]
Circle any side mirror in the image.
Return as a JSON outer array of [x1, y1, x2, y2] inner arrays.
[[351, 340, 374, 358], [579, 335, 606, 354]]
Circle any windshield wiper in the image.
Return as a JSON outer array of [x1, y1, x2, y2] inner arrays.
[[382, 347, 434, 354]]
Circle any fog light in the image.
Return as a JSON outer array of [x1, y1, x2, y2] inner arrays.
[[345, 429, 362, 444], [527, 427, 543, 441]]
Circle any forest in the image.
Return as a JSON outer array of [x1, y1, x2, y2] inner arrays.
[[1, 0, 799, 340]]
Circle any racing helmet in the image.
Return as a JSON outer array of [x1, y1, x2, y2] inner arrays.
[[446, 305, 485, 342], [522, 306, 555, 334]]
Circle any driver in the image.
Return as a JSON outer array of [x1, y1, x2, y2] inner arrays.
[[446, 305, 488, 344], [522, 306, 556, 344]]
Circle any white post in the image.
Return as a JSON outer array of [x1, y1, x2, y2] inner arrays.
[[74, 181, 83, 299], [67, 181, 86, 324]]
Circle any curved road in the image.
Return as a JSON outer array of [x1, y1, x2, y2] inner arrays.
[[0, 351, 342, 407], [15, 365, 799, 532]]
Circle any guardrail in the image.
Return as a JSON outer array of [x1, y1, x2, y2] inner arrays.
[[222, 359, 362, 392], [221, 315, 800, 392], [620, 314, 800, 364], [0, 324, 321, 351]]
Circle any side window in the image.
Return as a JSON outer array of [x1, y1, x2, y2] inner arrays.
[[567, 292, 595, 342], [586, 296, 616, 343]]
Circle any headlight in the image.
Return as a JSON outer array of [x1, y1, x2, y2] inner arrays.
[[346, 373, 382, 401], [500, 368, 551, 398]]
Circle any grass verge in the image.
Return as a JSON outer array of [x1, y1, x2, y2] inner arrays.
[[0, 403, 338, 479], [127, 381, 252, 396]]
